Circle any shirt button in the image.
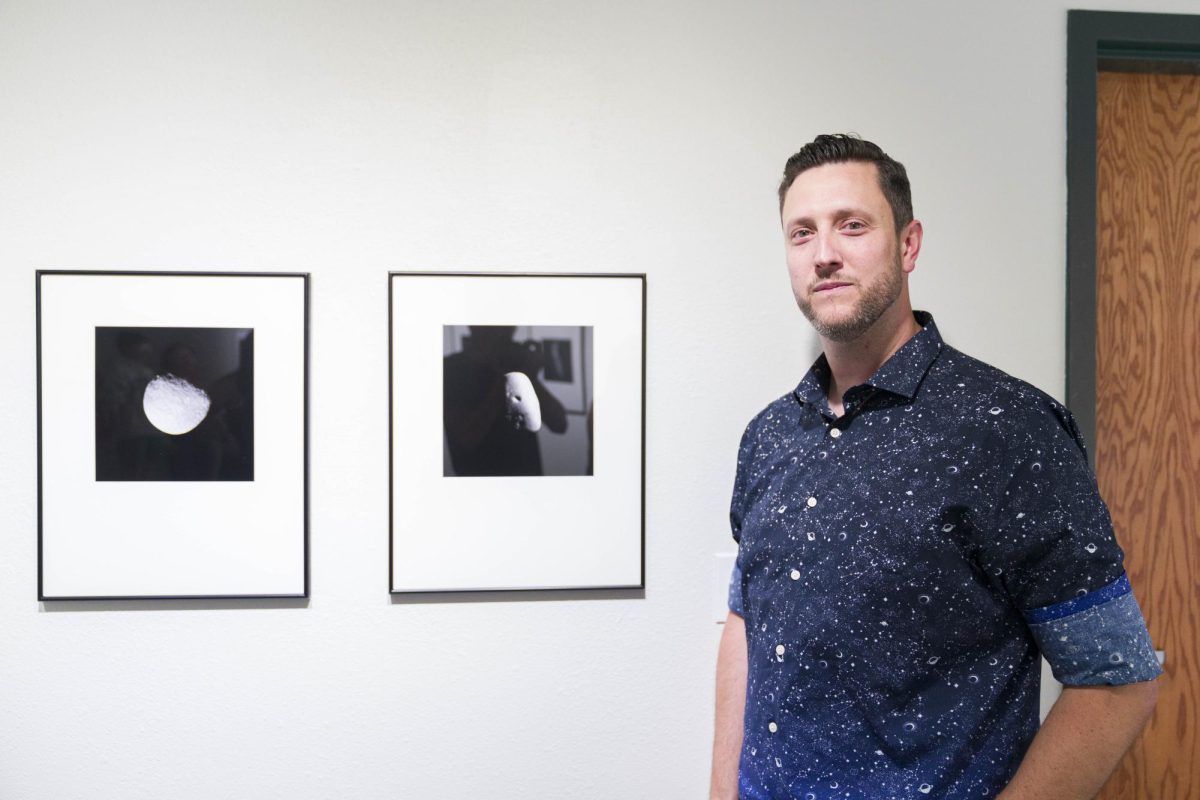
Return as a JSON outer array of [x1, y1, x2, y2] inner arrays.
[[806, 497, 817, 508], [829, 427, 842, 439], [789, 568, 801, 580], [768, 721, 778, 734], [775, 644, 786, 656]]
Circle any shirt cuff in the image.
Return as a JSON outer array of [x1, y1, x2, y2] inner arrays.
[[728, 561, 744, 616], [1024, 573, 1161, 685]]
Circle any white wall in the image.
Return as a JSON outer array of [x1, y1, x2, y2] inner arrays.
[[0, 1, 1192, 797]]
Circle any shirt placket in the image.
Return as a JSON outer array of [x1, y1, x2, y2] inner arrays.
[[755, 401, 857, 780]]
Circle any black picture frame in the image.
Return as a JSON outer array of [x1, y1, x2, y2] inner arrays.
[[37, 270, 310, 600], [389, 271, 646, 594]]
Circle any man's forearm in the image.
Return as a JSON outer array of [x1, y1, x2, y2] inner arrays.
[[999, 680, 1158, 799], [710, 611, 747, 800]]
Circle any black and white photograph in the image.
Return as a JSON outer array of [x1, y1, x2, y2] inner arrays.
[[390, 272, 645, 593], [95, 326, 254, 482], [37, 271, 308, 600], [442, 324, 593, 478]]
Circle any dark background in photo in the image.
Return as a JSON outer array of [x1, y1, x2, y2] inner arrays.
[[443, 325, 593, 477], [95, 326, 254, 481], [542, 339, 573, 382]]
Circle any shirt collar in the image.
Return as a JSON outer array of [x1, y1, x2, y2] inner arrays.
[[793, 311, 944, 408]]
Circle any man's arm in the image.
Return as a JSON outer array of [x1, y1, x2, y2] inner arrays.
[[710, 611, 747, 800], [998, 679, 1158, 799]]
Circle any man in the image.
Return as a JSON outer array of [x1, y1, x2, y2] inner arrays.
[[710, 134, 1160, 799]]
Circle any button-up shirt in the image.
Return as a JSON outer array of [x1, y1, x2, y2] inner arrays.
[[728, 313, 1159, 799]]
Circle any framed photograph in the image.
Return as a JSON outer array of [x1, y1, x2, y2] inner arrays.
[[390, 272, 645, 592], [37, 271, 309, 599]]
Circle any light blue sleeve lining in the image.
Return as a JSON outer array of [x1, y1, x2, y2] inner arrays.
[[727, 560, 744, 616], [1026, 583, 1161, 685]]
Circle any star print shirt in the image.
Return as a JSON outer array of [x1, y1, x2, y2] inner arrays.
[[727, 313, 1159, 799]]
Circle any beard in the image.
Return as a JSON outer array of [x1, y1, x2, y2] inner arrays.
[[796, 250, 903, 342]]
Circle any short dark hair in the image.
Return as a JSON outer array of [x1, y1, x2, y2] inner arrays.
[[778, 134, 913, 231]]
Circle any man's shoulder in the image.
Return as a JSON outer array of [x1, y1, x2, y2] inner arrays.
[[734, 391, 805, 457], [931, 345, 1082, 445], [744, 390, 802, 429], [935, 345, 1059, 403]]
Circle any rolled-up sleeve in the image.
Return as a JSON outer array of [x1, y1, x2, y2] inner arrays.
[[978, 400, 1160, 685], [727, 418, 758, 618], [1024, 573, 1161, 684], [727, 560, 744, 616]]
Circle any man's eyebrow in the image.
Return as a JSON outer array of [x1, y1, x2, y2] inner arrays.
[[783, 207, 877, 228]]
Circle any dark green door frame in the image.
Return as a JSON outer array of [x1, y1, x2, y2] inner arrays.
[[1066, 9, 1200, 454]]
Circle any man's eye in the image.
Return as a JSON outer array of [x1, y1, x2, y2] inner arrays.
[[843, 221, 867, 231], [792, 228, 812, 241]]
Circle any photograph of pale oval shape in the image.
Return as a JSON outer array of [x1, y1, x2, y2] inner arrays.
[[442, 324, 592, 477], [143, 374, 211, 435], [95, 326, 254, 481], [503, 371, 542, 432]]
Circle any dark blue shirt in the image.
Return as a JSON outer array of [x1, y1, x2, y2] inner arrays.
[[728, 313, 1159, 799]]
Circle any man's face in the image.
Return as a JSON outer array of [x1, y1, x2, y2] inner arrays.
[[780, 161, 917, 342]]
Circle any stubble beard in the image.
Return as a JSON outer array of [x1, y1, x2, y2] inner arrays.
[[797, 249, 904, 343]]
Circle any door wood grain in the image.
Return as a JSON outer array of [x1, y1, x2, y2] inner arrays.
[[1095, 69, 1200, 799]]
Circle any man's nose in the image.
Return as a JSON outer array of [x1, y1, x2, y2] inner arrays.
[[814, 233, 841, 271]]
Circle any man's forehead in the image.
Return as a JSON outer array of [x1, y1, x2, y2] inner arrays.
[[781, 161, 886, 218]]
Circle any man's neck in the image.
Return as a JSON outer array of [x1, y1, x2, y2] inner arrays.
[[822, 305, 922, 417]]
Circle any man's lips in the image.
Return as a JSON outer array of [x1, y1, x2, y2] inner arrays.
[[813, 281, 854, 293]]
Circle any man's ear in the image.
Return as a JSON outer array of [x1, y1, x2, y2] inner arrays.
[[900, 220, 923, 274]]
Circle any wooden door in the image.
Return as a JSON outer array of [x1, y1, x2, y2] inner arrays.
[[1095, 69, 1200, 798]]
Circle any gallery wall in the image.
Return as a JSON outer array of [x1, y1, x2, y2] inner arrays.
[[0, 1, 1190, 797]]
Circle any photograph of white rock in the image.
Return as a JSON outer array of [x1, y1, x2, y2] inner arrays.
[[95, 326, 254, 481], [442, 324, 593, 477]]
